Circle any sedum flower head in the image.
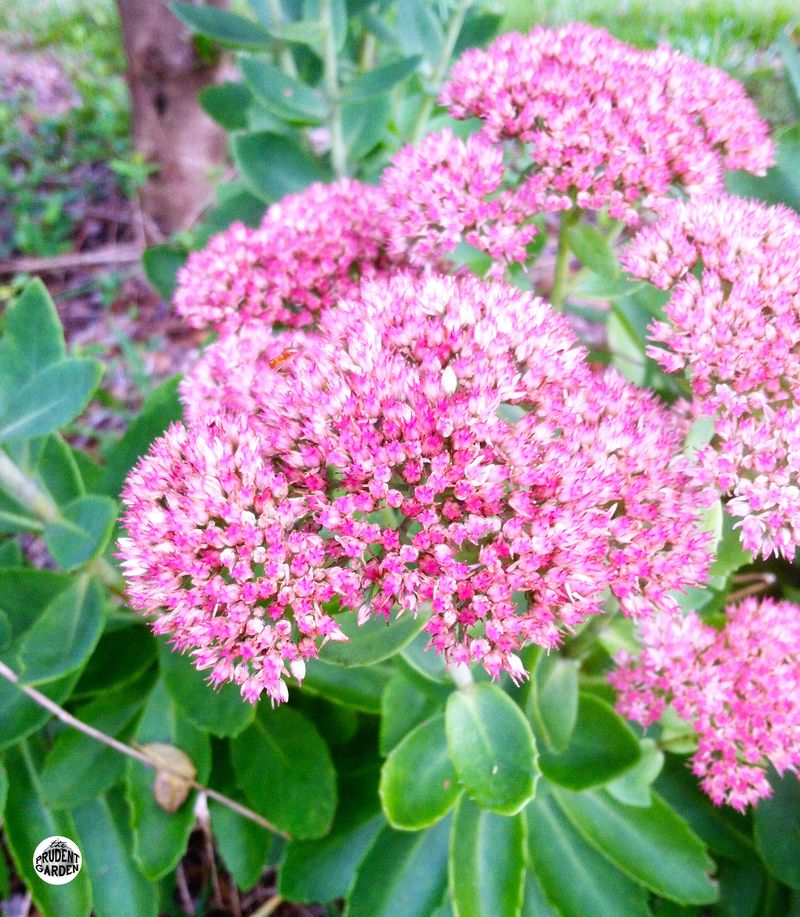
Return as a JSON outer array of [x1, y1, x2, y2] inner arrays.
[[442, 23, 773, 213], [173, 179, 400, 334], [610, 597, 800, 811], [122, 273, 711, 700], [623, 196, 800, 559]]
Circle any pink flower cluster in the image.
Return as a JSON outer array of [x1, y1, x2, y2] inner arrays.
[[611, 597, 800, 811], [121, 272, 711, 702], [381, 129, 540, 272], [173, 179, 401, 334], [623, 196, 800, 559], [382, 23, 772, 267]]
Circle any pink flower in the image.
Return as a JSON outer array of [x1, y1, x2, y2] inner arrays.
[[173, 179, 403, 333], [623, 196, 800, 559], [126, 272, 711, 696], [443, 24, 772, 214], [611, 597, 800, 811], [381, 129, 540, 271], [118, 415, 353, 705]]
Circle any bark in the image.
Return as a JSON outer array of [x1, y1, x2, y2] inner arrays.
[[117, 0, 229, 236]]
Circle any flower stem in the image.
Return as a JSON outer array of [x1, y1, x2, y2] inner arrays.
[[321, 0, 347, 177], [410, 0, 472, 145], [0, 658, 287, 837], [450, 662, 474, 691], [550, 210, 578, 310], [267, 0, 298, 79]]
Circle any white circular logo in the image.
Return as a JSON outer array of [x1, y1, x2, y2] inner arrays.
[[32, 836, 82, 885]]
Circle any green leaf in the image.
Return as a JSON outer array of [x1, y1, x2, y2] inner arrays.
[[0, 279, 65, 390], [552, 785, 718, 904], [210, 797, 277, 891], [526, 652, 579, 754], [41, 676, 148, 809], [18, 576, 104, 684], [398, 628, 448, 685], [141, 245, 188, 302], [779, 31, 800, 111], [454, 10, 504, 55], [322, 608, 427, 668], [37, 434, 84, 504], [449, 796, 527, 917], [380, 714, 459, 830], [73, 790, 158, 917], [171, 2, 271, 48], [342, 94, 391, 160], [4, 742, 93, 917], [347, 56, 421, 100], [0, 668, 82, 750], [347, 817, 451, 917], [0, 539, 20, 567], [654, 754, 754, 863], [0, 761, 7, 813], [232, 130, 328, 202], [726, 125, 800, 213], [526, 785, 649, 917], [125, 679, 211, 880], [566, 223, 619, 279], [0, 358, 102, 442], [302, 656, 392, 712], [754, 769, 800, 890], [199, 186, 266, 240], [158, 639, 255, 737], [74, 624, 157, 699], [379, 671, 447, 755], [521, 871, 560, 917], [280, 761, 384, 903], [44, 495, 116, 571], [231, 704, 337, 839], [0, 567, 71, 637], [446, 683, 539, 815], [100, 375, 182, 497], [240, 57, 326, 123], [199, 81, 252, 130], [538, 693, 641, 790], [396, 0, 443, 64], [269, 19, 325, 47], [708, 513, 751, 589], [606, 738, 664, 807], [607, 305, 647, 385]]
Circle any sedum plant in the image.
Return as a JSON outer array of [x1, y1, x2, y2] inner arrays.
[[2, 4, 800, 917]]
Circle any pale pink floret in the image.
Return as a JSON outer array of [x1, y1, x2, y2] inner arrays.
[[172, 179, 400, 333], [123, 272, 711, 696], [611, 598, 800, 811], [623, 196, 800, 559]]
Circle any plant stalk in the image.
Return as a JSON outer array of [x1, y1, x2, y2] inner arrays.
[[267, 0, 298, 79], [410, 0, 472, 144], [550, 209, 578, 310], [321, 0, 347, 177], [0, 658, 287, 837]]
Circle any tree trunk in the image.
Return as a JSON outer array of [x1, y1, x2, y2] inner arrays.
[[117, 0, 229, 236]]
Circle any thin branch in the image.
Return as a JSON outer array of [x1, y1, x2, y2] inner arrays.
[[251, 895, 284, 917], [410, 0, 472, 145], [321, 0, 347, 177], [0, 658, 288, 837], [0, 244, 144, 277]]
